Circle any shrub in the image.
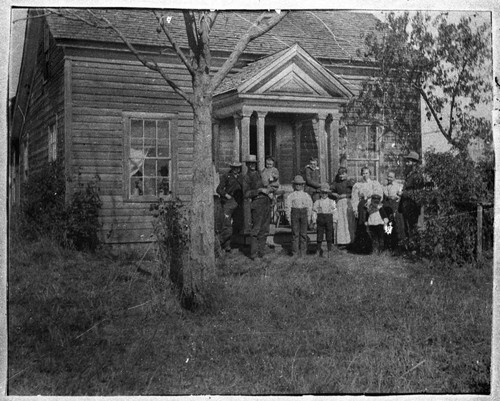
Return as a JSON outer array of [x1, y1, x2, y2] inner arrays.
[[18, 162, 102, 251], [410, 150, 493, 264], [65, 173, 102, 251], [19, 161, 66, 241]]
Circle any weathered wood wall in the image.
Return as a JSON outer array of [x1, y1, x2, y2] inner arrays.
[[68, 56, 195, 245], [21, 21, 65, 176]]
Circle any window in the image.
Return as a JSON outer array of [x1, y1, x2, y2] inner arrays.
[[341, 125, 380, 181], [48, 122, 57, 162], [124, 113, 176, 200]]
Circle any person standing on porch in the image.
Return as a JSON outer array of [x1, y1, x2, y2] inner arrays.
[[241, 155, 271, 260], [330, 167, 355, 249], [260, 156, 280, 200], [312, 184, 338, 257], [216, 160, 243, 253], [304, 157, 321, 202], [285, 175, 313, 257]]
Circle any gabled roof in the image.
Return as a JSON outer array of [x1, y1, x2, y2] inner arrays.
[[215, 43, 353, 98], [45, 9, 379, 62]]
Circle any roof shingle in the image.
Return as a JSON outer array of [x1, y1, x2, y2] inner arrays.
[[46, 9, 379, 62]]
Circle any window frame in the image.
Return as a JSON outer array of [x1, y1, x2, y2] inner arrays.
[[123, 112, 178, 202], [48, 120, 57, 162], [340, 124, 382, 181]]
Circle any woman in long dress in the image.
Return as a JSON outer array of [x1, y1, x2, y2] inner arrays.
[[330, 167, 355, 248], [349, 166, 384, 254]]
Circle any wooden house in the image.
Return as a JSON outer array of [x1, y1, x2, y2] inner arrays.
[[9, 9, 421, 248]]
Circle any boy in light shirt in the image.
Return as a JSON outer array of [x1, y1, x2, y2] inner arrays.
[[285, 175, 313, 257], [312, 184, 338, 257]]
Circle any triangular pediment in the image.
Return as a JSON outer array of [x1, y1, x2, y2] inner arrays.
[[237, 44, 352, 99]]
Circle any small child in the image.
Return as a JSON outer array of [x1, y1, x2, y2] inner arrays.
[[366, 194, 390, 253], [285, 175, 313, 257], [312, 183, 338, 257]]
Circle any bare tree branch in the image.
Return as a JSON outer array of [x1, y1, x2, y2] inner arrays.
[[46, 8, 193, 106], [210, 11, 289, 92], [153, 10, 195, 77], [419, 87, 457, 147]]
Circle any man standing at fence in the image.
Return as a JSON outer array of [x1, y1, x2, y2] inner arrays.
[[399, 151, 424, 242], [216, 160, 243, 253]]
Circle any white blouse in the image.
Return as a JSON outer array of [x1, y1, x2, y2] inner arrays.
[[351, 179, 383, 211]]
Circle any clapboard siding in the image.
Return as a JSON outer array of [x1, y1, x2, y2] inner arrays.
[[22, 24, 66, 177], [69, 56, 196, 245]]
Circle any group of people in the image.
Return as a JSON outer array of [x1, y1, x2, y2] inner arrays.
[[216, 151, 423, 260]]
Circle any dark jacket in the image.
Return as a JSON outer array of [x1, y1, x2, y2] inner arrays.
[[241, 170, 266, 200], [304, 165, 321, 197], [217, 172, 243, 204]]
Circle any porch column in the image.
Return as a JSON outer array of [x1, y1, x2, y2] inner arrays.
[[330, 116, 340, 179], [212, 118, 220, 166], [256, 111, 267, 169], [294, 121, 302, 175], [232, 114, 241, 162], [241, 110, 252, 173], [314, 113, 328, 182]]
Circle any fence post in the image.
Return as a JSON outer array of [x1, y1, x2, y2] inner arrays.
[[477, 203, 483, 259]]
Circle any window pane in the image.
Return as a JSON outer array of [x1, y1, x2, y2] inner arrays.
[[144, 120, 156, 139], [130, 175, 143, 196], [143, 178, 157, 196], [158, 144, 170, 158], [131, 139, 143, 150], [144, 159, 157, 177], [131, 119, 143, 138], [158, 160, 170, 177], [158, 120, 170, 136], [158, 177, 170, 196], [146, 145, 157, 157]]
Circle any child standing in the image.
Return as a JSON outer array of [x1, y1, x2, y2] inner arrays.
[[366, 194, 390, 253], [285, 175, 313, 257], [312, 183, 338, 257]]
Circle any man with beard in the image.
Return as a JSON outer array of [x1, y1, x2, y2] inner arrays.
[[240, 155, 271, 260]]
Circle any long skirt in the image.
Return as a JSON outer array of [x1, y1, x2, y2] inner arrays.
[[336, 197, 355, 245]]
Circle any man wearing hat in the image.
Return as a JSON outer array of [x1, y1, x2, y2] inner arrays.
[[216, 160, 243, 252], [240, 155, 271, 260], [399, 150, 424, 241], [285, 175, 313, 257]]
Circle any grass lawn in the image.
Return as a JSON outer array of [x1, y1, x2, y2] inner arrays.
[[7, 238, 493, 395]]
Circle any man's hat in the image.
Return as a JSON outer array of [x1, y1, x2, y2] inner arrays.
[[403, 151, 419, 162], [319, 183, 331, 193], [292, 175, 306, 185], [229, 160, 242, 167], [371, 194, 382, 202], [244, 155, 257, 163]]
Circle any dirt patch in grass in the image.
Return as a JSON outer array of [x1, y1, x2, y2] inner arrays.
[[8, 240, 492, 395]]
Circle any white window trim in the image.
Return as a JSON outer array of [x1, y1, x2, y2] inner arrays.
[[123, 112, 178, 202]]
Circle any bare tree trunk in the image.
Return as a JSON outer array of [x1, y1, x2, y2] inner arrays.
[[181, 71, 215, 309]]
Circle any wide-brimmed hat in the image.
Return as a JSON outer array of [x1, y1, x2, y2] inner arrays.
[[403, 151, 419, 162], [244, 155, 257, 163], [371, 194, 382, 202], [319, 183, 331, 193], [292, 175, 306, 185], [229, 160, 242, 167]]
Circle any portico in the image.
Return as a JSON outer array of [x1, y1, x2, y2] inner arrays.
[[213, 44, 353, 183]]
